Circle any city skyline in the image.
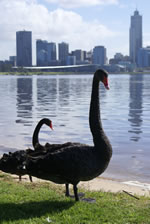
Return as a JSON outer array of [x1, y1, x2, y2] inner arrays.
[[0, 0, 150, 65]]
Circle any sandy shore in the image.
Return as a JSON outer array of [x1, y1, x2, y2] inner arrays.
[[80, 177, 150, 196], [9, 174, 150, 197]]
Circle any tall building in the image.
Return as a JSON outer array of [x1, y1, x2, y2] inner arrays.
[[9, 56, 16, 66], [92, 46, 106, 66], [36, 40, 48, 66], [47, 42, 57, 62], [72, 50, 84, 64], [36, 40, 57, 66], [58, 42, 69, 65], [66, 55, 76, 65], [16, 31, 32, 67], [129, 10, 142, 65], [137, 47, 150, 67]]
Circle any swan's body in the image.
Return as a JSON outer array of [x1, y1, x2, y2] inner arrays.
[[24, 69, 112, 201]]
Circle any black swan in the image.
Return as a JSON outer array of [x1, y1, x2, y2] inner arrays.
[[0, 149, 33, 182], [0, 119, 53, 181], [0, 120, 52, 181], [23, 69, 112, 201], [32, 117, 85, 197]]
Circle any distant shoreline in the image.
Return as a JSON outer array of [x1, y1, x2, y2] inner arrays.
[[0, 71, 150, 75]]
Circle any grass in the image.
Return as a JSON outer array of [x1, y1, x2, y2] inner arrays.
[[0, 172, 150, 224]]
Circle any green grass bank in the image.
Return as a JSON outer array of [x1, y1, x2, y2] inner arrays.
[[0, 172, 150, 224]]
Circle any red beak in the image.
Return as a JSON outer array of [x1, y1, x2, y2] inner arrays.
[[50, 122, 53, 130], [103, 77, 109, 90]]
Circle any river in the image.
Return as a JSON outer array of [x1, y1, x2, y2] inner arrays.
[[0, 73, 150, 183]]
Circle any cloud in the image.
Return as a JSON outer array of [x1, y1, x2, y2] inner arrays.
[[0, 0, 118, 62], [44, 0, 119, 8]]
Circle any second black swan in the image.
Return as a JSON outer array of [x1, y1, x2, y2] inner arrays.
[[32, 118, 85, 197], [24, 69, 112, 201], [32, 118, 82, 153]]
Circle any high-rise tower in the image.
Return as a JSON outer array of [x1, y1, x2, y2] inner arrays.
[[129, 10, 142, 65], [58, 42, 69, 65], [16, 31, 32, 67], [36, 40, 57, 66], [92, 46, 107, 66]]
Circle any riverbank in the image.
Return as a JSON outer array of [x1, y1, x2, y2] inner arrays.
[[0, 71, 75, 75], [0, 71, 150, 75], [10, 173, 150, 197]]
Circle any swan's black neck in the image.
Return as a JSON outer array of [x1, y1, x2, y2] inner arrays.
[[32, 120, 44, 148], [89, 75, 105, 147]]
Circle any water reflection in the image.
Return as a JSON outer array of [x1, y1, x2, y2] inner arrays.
[[35, 75, 93, 146], [16, 77, 33, 125], [128, 74, 143, 141], [37, 78, 57, 117], [58, 78, 70, 107]]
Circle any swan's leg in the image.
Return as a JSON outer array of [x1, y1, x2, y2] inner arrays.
[[19, 175, 21, 181], [73, 184, 79, 201], [29, 175, 33, 182], [65, 184, 70, 197]]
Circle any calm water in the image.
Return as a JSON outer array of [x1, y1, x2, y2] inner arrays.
[[0, 73, 150, 183]]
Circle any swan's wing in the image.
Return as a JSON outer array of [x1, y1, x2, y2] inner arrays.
[[34, 142, 85, 153], [25, 145, 94, 182], [45, 142, 87, 150]]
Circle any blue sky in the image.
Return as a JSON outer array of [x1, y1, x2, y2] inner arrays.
[[0, 0, 150, 64]]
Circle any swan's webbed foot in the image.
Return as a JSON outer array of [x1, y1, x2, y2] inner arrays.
[[78, 192, 85, 197], [73, 184, 79, 201], [65, 184, 85, 201], [73, 185, 95, 202]]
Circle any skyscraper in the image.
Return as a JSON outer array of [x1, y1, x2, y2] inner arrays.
[[47, 42, 57, 62], [58, 42, 69, 65], [36, 40, 57, 66], [137, 47, 150, 67], [72, 50, 84, 64], [92, 46, 106, 66], [36, 39, 48, 66], [16, 31, 32, 67], [129, 10, 142, 65]]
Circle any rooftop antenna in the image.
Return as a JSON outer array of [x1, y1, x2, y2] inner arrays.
[[136, 1, 138, 11], [134, 1, 139, 14]]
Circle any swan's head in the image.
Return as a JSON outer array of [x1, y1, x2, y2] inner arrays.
[[95, 69, 109, 90], [43, 118, 53, 130]]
